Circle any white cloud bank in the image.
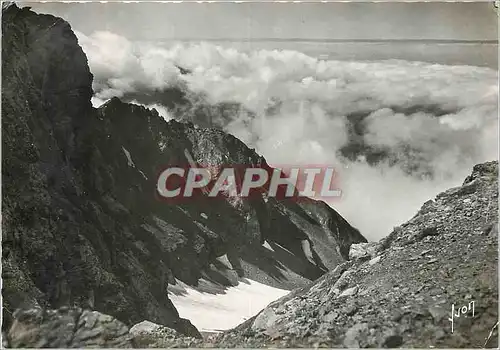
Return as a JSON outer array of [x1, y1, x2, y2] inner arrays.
[[77, 31, 498, 241]]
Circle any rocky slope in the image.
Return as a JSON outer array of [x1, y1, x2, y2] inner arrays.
[[11, 162, 493, 349], [1, 4, 365, 337], [214, 161, 498, 348]]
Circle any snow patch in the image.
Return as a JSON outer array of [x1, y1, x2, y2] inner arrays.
[[122, 146, 135, 167], [139, 170, 148, 180], [122, 146, 148, 180], [274, 243, 295, 256], [168, 279, 289, 332], [216, 254, 233, 269], [301, 239, 315, 265], [262, 240, 275, 252]]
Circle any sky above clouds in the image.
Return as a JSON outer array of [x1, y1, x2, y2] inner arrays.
[[29, 1, 497, 41]]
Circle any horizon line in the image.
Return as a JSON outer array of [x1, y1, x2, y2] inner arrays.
[[145, 38, 499, 44]]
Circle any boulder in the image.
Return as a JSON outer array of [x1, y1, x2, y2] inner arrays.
[[7, 307, 133, 348]]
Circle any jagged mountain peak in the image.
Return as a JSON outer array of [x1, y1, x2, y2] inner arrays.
[[2, 5, 366, 338]]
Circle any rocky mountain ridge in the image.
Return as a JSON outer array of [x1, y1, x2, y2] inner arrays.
[[2, 4, 366, 338]]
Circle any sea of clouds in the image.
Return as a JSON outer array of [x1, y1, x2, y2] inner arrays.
[[77, 31, 498, 241]]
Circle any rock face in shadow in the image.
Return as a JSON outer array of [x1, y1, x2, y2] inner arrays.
[[1, 4, 366, 337], [215, 161, 499, 348]]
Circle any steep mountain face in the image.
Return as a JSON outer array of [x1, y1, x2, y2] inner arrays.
[[1, 4, 366, 336], [4, 162, 498, 349], [215, 161, 499, 348]]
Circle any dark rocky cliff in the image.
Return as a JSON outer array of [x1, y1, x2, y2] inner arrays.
[[1, 5, 366, 336]]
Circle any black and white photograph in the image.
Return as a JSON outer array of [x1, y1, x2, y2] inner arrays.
[[1, 0, 498, 348]]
